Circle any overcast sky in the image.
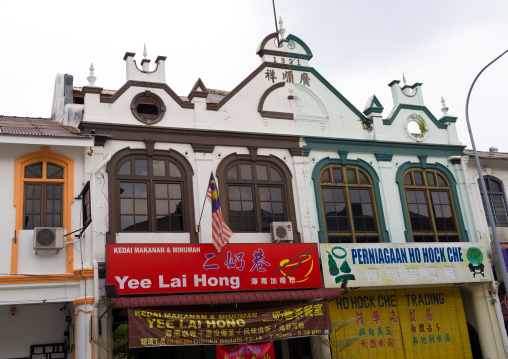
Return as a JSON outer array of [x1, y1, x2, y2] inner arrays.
[[1, 0, 507, 151]]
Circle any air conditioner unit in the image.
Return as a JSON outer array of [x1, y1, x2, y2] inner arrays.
[[33, 227, 66, 254], [270, 222, 294, 242]]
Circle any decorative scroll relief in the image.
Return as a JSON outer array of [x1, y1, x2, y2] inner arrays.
[[293, 84, 329, 129], [262, 86, 291, 112]]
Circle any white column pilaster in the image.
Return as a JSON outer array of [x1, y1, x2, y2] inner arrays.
[[74, 302, 94, 359], [293, 154, 312, 242], [461, 284, 505, 359], [195, 154, 214, 244]]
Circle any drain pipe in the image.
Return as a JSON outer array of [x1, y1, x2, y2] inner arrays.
[[91, 152, 111, 359], [92, 153, 112, 176]]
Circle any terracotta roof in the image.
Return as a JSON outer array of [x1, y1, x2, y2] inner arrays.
[[73, 86, 116, 96], [113, 288, 342, 309], [464, 149, 508, 160], [0, 116, 90, 139], [208, 88, 230, 97], [179, 96, 221, 104]]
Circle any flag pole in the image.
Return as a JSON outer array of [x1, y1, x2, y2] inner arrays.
[[197, 197, 207, 232], [197, 172, 213, 232]]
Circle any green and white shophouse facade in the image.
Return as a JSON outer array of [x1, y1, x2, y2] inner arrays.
[[278, 44, 505, 357]]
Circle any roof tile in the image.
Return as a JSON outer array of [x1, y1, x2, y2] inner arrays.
[[0, 116, 91, 139], [464, 149, 508, 160]]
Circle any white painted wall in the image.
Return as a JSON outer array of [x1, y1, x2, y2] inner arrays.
[[0, 303, 68, 359], [17, 230, 68, 274], [91, 139, 309, 246], [0, 143, 88, 276], [0, 140, 91, 359], [464, 154, 508, 251]]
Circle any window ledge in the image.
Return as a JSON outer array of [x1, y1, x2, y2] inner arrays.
[[227, 233, 273, 243], [116, 233, 191, 244]]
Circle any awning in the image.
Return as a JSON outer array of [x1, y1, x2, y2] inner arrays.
[[113, 288, 341, 309]]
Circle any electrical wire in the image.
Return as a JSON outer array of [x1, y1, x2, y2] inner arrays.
[[0, 298, 76, 307], [0, 273, 85, 278], [99, 172, 111, 230]]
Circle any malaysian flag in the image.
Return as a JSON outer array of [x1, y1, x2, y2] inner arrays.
[[206, 172, 233, 252]]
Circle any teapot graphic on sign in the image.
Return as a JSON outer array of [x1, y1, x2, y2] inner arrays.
[[466, 246, 485, 278]]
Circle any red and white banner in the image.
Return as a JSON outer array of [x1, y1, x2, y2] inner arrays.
[[107, 243, 321, 295], [216, 342, 275, 359]]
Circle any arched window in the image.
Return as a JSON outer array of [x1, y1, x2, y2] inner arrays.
[[402, 169, 460, 242], [107, 148, 197, 242], [22, 161, 64, 228], [15, 146, 73, 233], [117, 156, 185, 231], [319, 165, 380, 243], [479, 176, 508, 227], [217, 154, 299, 240], [13, 146, 74, 274]]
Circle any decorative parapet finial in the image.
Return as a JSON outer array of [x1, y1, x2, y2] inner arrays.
[[87, 63, 97, 86], [140, 44, 151, 71], [402, 73, 407, 86], [441, 96, 449, 115], [278, 16, 286, 41]]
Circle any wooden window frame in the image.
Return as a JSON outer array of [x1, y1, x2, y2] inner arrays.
[[217, 153, 301, 242], [23, 181, 64, 229], [106, 148, 197, 244], [403, 169, 461, 242], [223, 162, 287, 232], [319, 165, 381, 243], [14, 146, 74, 274], [15, 147, 73, 234], [116, 157, 185, 232]]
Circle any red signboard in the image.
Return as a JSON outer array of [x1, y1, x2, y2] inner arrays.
[[107, 243, 321, 295], [217, 342, 275, 358]]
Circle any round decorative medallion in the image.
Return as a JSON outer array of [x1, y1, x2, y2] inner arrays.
[[406, 114, 428, 142]]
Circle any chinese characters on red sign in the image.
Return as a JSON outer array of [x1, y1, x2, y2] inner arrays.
[[107, 244, 322, 295]]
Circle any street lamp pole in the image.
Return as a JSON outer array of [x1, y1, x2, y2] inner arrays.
[[465, 48, 508, 356]]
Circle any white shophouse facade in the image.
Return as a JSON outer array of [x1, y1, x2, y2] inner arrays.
[[0, 113, 94, 359]]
